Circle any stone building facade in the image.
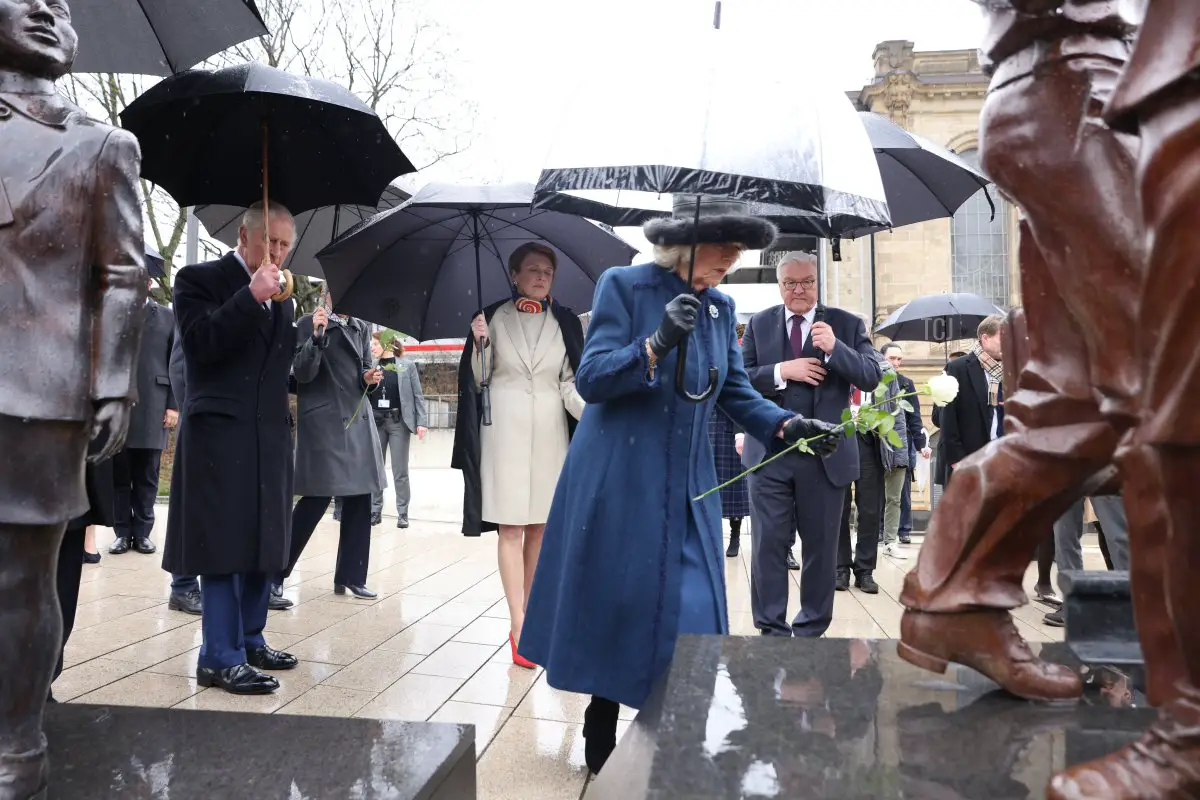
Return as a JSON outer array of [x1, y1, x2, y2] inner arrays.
[[830, 41, 1020, 517]]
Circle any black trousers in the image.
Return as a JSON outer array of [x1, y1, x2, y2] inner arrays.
[[838, 433, 885, 576], [113, 448, 162, 541], [54, 526, 86, 682], [284, 495, 372, 587]]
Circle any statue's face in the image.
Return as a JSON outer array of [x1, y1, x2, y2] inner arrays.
[[0, 0, 77, 80]]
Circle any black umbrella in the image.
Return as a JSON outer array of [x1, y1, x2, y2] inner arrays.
[[121, 62, 415, 301], [72, 0, 268, 76], [145, 245, 166, 278], [120, 63, 415, 214], [194, 184, 411, 279], [875, 292, 1005, 358], [315, 182, 638, 424]]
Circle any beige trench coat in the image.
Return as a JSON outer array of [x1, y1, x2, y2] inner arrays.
[[473, 302, 585, 526]]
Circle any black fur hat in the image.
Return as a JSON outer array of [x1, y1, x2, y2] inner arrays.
[[643, 196, 778, 251]]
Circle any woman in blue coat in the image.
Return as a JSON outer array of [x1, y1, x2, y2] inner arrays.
[[518, 197, 838, 774]]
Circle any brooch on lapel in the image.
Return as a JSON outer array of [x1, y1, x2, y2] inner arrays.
[[708, 304, 719, 319]]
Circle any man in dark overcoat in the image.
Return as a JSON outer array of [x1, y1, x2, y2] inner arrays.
[[109, 288, 177, 556], [276, 310, 384, 601], [162, 202, 299, 695], [0, 1, 146, 793]]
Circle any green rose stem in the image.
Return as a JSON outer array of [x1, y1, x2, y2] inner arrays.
[[692, 385, 931, 503], [344, 361, 401, 430]]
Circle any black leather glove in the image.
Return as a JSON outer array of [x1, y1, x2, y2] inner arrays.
[[648, 294, 701, 359], [781, 415, 841, 456]]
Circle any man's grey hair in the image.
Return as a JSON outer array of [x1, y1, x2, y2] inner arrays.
[[241, 200, 295, 232], [776, 251, 818, 271]]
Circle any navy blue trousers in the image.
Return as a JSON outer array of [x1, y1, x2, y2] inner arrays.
[[198, 572, 269, 670]]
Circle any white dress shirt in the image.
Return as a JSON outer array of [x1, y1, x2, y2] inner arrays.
[[773, 307, 831, 389], [232, 250, 270, 311]]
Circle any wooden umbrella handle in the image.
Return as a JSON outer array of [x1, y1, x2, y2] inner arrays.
[[260, 119, 293, 302]]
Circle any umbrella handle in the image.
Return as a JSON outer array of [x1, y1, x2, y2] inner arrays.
[[674, 194, 716, 403], [258, 118, 294, 303], [479, 339, 493, 427], [675, 339, 718, 403]]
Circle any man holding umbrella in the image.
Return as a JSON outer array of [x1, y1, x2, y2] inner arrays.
[[163, 201, 299, 695]]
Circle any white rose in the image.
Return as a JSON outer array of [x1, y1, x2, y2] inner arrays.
[[927, 372, 960, 407]]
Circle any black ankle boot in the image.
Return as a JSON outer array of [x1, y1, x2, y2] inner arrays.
[[582, 696, 620, 775], [726, 519, 742, 557]]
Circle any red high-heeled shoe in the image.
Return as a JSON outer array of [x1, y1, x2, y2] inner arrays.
[[510, 633, 536, 669]]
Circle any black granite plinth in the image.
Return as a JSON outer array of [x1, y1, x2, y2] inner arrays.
[[44, 704, 475, 799], [1061, 569, 1143, 667], [589, 636, 1152, 800]]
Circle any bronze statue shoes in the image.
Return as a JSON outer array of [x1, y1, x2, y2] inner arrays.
[[1048, 689, 1200, 799], [899, 608, 1084, 702]]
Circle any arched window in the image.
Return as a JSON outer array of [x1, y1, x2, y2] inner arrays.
[[951, 148, 1010, 309]]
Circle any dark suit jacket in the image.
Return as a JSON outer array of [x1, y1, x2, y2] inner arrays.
[[740, 305, 882, 487], [898, 374, 926, 452], [126, 301, 177, 450], [940, 353, 1002, 477], [162, 253, 296, 577], [0, 87, 146, 422]]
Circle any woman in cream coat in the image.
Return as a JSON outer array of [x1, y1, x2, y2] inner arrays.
[[467, 242, 585, 667]]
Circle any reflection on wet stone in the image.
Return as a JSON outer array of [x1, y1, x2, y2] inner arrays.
[[44, 704, 476, 799], [589, 636, 1152, 799]]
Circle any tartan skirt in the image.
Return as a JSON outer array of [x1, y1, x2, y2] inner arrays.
[[707, 408, 750, 519]]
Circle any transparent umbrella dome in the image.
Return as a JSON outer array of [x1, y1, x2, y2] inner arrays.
[[533, 22, 890, 236]]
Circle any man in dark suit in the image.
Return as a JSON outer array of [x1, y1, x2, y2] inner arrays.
[[162, 201, 299, 695], [739, 252, 882, 637], [0, 1, 146, 792], [939, 315, 1005, 480], [109, 289, 177, 556]]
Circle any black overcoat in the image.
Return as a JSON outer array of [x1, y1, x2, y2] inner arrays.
[[451, 298, 584, 536], [162, 253, 297, 576]]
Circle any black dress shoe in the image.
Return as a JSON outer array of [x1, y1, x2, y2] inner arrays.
[[83, 550, 101, 564], [269, 584, 294, 611], [1044, 608, 1065, 627], [899, 535, 912, 545], [786, 549, 800, 570], [334, 584, 378, 599], [583, 696, 620, 775], [855, 572, 880, 594], [247, 645, 298, 671], [133, 537, 157, 555], [397, 516, 409, 529], [108, 537, 131, 555], [196, 663, 279, 695], [168, 590, 202, 615], [835, 568, 851, 591], [370, 511, 383, 526]]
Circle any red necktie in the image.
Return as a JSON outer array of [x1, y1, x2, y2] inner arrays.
[[790, 316, 805, 359]]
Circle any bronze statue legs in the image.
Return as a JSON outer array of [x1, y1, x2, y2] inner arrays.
[[1049, 88, 1200, 800], [0, 524, 65, 800]]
